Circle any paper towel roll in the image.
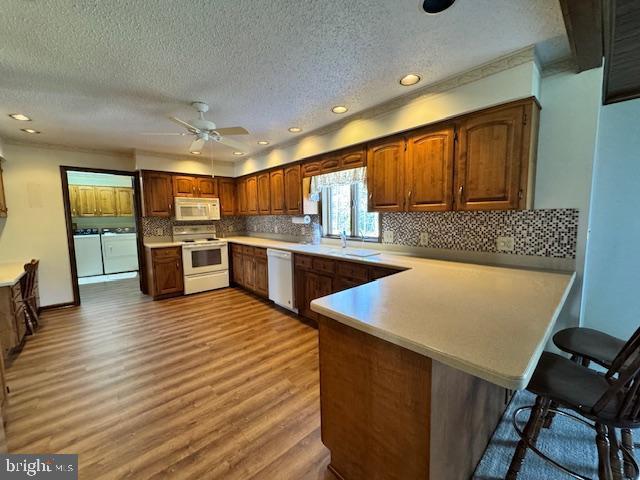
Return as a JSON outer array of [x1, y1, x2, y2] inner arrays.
[[292, 215, 311, 224]]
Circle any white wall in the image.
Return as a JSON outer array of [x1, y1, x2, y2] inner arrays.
[[582, 98, 640, 339], [67, 171, 133, 187], [135, 151, 235, 177], [534, 68, 603, 329], [236, 61, 540, 176], [0, 143, 135, 306]]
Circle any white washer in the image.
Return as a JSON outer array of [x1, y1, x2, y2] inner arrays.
[[73, 234, 104, 277]]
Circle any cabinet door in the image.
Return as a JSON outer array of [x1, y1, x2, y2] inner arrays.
[[334, 276, 362, 293], [338, 146, 366, 169], [367, 136, 406, 212], [219, 178, 236, 216], [455, 105, 524, 211], [196, 177, 218, 198], [406, 127, 454, 212], [68, 185, 80, 216], [320, 154, 340, 173], [236, 178, 247, 215], [115, 187, 134, 216], [142, 171, 173, 217], [303, 272, 333, 320], [96, 186, 117, 216], [284, 165, 302, 214], [246, 176, 258, 215], [77, 186, 99, 216], [269, 169, 286, 214], [301, 160, 322, 177], [173, 175, 196, 197], [152, 255, 183, 296], [257, 173, 271, 215], [0, 165, 6, 216], [243, 255, 256, 290], [232, 252, 244, 286], [254, 258, 269, 297]]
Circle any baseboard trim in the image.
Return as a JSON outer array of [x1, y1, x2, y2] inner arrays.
[[39, 301, 76, 312]]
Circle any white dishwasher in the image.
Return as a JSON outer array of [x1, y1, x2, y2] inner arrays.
[[267, 249, 297, 313]]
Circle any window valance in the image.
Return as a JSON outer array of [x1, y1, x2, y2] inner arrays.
[[309, 167, 367, 195]]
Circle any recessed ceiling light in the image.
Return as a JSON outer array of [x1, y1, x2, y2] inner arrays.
[[191, 151, 201, 155], [288, 127, 302, 133], [331, 105, 348, 114], [21, 128, 40, 134], [257, 141, 270, 145], [422, 0, 455, 14], [399, 73, 421, 86], [9, 113, 31, 121], [233, 151, 244, 156]]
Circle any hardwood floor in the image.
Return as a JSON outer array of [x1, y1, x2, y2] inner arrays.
[[5, 279, 333, 479]]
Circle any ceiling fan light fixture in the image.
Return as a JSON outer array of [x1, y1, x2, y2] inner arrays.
[[331, 105, 348, 114], [288, 127, 302, 133], [422, 0, 455, 14], [21, 128, 40, 134], [257, 141, 270, 145], [399, 73, 421, 86], [9, 113, 31, 121]]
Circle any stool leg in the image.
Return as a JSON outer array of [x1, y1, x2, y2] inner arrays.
[[507, 396, 546, 480], [543, 400, 558, 429], [597, 423, 614, 480], [621, 429, 635, 479], [608, 426, 624, 480]]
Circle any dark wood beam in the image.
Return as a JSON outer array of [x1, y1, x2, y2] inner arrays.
[[559, 0, 604, 72]]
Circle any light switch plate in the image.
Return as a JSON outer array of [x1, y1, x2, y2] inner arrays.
[[496, 236, 515, 252], [383, 231, 394, 243], [419, 232, 429, 246]]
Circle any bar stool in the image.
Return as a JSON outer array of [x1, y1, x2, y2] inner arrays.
[[506, 330, 640, 480], [20, 259, 40, 334]]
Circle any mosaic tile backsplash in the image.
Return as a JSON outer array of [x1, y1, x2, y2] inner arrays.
[[141, 216, 246, 237], [380, 209, 578, 258], [245, 215, 320, 239]]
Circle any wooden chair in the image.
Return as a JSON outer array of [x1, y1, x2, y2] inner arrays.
[[506, 330, 640, 480], [19, 259, 39, 334]]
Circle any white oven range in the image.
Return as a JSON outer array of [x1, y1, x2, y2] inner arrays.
[[173, 226, 229, 294]]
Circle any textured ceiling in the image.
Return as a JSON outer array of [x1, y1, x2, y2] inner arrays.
[[0, 0, 569, 161]]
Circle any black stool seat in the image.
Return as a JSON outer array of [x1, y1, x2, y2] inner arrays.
[[553, 327, 625, 368]]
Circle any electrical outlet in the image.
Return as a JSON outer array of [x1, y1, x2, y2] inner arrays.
[[155, 228, 163, 236], [419, 232, 429, 246], [383, 231, 394, 243], [274, 225, 279, 234], [496, 236, 515, 252]]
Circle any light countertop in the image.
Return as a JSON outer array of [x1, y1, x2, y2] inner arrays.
[[144, 240, 182, 248], [224, 236, 575, 390], [0, 263, 26, 287]]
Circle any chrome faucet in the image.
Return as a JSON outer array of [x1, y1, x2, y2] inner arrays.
[[340, 230, 347, 249]]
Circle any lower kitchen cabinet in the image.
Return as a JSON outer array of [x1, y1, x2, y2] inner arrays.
[[145, 247, 184, 299], [0, 280, 29, 360], [230, 244, 269, 299]]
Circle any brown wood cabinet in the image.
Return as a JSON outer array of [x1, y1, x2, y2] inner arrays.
[[218, 177, 236, 216], [115, 187, 134, 216], [269, 169, 286, 214], [0, 280, 30, 360], [367, 135, 406, 212], [284, 165, 302, 214], [337, 146, 366, 169], [455, 104, 527, 211], [70, 185, 133, 217], [406, 126, 455, 212], [77, 185, 99, 216], [257, 172, 271, 214], [68, 185, 79, 216], [196, 177, 218, 198], [245, 176, 258, 215], [301, 159, 322, 177], [145, 247, 183, 299], [172, 175, 218, 198], [230, 244, 269, 298], [142, 171, 173, 217], [95, 186, 117, 216], [0, 164, 7, 217], [235, 178, 247, 215]]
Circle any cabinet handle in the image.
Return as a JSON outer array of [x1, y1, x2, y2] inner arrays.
[[176, 261, 179, 270], [458, 185, 464, 203]]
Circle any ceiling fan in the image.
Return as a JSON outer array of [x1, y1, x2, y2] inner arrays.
[[142, 101, 250, 155]]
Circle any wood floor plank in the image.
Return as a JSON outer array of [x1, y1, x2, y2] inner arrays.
[[5, 279, 335, 479]]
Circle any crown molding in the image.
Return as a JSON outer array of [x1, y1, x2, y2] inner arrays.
[[255, 46, 537, 158], [3, 138, 134, 158], [541, 56, 578, 77]]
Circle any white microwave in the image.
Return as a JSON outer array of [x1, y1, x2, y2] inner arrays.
[[174, 197, 221, 221]]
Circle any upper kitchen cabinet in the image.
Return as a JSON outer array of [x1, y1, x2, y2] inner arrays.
[[218, 177, 236, 216], [336, 146, 366, 169], [115, 187, 134, 216], [77, 185, 99, 216], [141, 171, 173, 217], [173, 175, 196, 197], [455, 101, 538, 211], [68, 185, 79, 217], [301, 158, 322, 178], [284, 165, 302, 214], [245, 176, 258, 215], [0, 163, 6, 217], [196, 177, 218, 198], [367, 135, 406, 212], [405, 126, 455, 212], [236, 178, 247, 215], [257, 172, 271, 214], [269, 169, 286, 215], [95, 186, 117, 216]]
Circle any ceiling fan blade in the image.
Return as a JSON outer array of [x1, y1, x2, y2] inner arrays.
[[215, 136, 250, 152], [215, 126, 249, 136], [189, 138, 205, 153], [140, 132, 187, 136], [169, 116, 200, 132]]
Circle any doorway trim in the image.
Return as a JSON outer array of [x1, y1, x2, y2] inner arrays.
[[60, 166, 146, 306]]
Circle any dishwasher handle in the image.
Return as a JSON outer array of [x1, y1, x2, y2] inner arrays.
[[267, 249, 292, 260]]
